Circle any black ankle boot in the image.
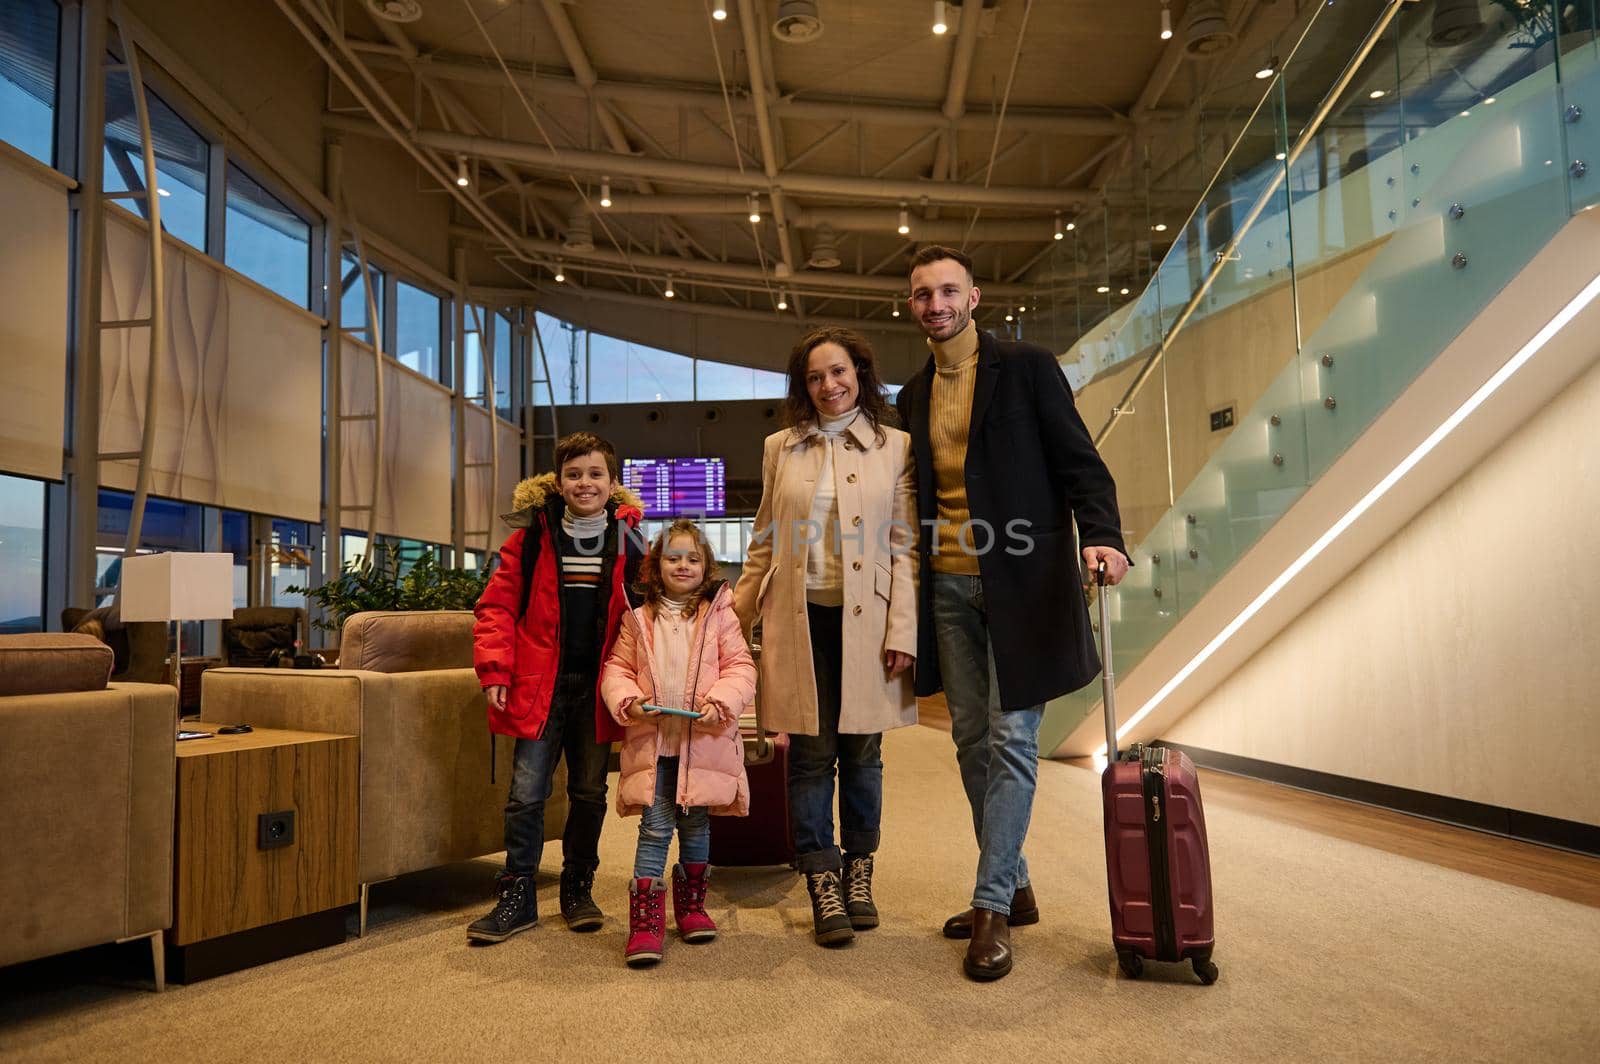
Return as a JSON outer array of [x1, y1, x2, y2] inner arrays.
[[560, 865, 604, 931], [467, 871, 537, 943], [843, 853, 878, 930], [804, 870, 855, 946]]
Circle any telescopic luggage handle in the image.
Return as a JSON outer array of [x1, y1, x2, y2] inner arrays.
[[1096, 561, 1118, 761]]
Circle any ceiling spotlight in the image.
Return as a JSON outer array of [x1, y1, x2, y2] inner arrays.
[[1255, 56, 1279, 80], [932, 0, 948, 35], [713, 0, 728, 21], [1005, 313, 1015, 322], [455, 155, 470, 187], [897, 203, 910, 235], [664, 277, 675, 299], [599, 176, 612, 208], [1066, 221, 1077, 232], [1120, 287, 1131, 295], [776, 294, 789, 311], [748, 193, 762, 224], [553, 262, 565, 283], [156, 187, 171, 197], [1054, 213, 1065, 240], [1369, 89, 1387, 100], [1275, 151, 1287, 161], [891, 302, 901, 318], [1017, 304, 1026, 312], [1096, 284, 1111, 294], [1152, 223, 1168, 232], [1460, 109, 1472, 117], [1160, 3, 1172, 41], [1485, 96, 1497, 105]]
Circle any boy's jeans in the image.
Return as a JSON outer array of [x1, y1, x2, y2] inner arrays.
[[931, 572, 1042, 916], [633, 756, 710, 879], [503, 670, 610, 876]]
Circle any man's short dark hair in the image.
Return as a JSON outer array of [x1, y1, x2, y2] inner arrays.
[[908, 245, 974, 282], [555, 431, 620, 481]]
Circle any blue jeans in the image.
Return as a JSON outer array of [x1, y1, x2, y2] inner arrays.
[[789, 602, 885, 874], [932, 572, 1042, 916], [633, 757, 711, 879], [503, 671, 611, 876]]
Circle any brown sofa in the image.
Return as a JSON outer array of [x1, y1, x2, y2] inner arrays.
[[200, 610, 557, 934], [0, 635, 177, 989]]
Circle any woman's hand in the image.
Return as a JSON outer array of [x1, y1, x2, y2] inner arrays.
[[485, 685, 508, 712], [883, 650, 914, 677]]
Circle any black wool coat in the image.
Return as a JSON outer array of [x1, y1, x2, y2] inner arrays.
[[895, 329, 1128, 710]]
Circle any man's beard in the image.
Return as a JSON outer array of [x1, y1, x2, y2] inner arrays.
[[922, 304, 971, 342]]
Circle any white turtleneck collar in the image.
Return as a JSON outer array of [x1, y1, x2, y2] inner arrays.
[[816, 406, 859, 437], [562, 508, 608, 540]]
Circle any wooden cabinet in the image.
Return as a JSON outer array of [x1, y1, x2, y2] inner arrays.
[[170, 727, 358, 979]]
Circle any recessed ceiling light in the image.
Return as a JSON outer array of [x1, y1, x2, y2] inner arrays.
[[1152, 223, 1168, 232]]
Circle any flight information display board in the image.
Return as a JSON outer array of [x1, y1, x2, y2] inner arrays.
[[622, 457, 726, 517]]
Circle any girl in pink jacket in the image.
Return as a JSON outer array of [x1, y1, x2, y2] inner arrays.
[[601, 519, 756, 967]]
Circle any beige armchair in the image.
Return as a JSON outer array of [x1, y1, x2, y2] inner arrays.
[[0, 635, 177, 989], [200, 610, 562, 934]]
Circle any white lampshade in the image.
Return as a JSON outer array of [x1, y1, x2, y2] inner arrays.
[[119, 552, 236, 622]]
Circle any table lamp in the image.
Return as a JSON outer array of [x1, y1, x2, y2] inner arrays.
[[120, 552, 235, 715]]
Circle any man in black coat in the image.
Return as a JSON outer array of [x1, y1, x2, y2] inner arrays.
[[895, 246, 1129, 981]]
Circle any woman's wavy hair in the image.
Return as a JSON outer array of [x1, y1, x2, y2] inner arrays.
[[634, 519, 719, 620], [782, 326, 894, 446]]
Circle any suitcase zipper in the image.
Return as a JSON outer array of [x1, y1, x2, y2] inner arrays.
[[1142, 746, 1178, 962]]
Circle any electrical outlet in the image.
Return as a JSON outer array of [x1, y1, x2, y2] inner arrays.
[[257, 810, 295, 850]]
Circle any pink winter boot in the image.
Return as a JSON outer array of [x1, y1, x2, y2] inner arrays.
[[672, 862, 717, 943], [625, 877, 667, 967]]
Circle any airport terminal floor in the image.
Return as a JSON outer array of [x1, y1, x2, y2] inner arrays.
[[3, 715, 1595, 1064]]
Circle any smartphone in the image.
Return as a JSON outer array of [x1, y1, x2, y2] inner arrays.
[[641, 703, 701, 719], [176, 730, 212, 741]]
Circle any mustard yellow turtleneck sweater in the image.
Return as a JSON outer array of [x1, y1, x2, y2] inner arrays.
[[928, 319, 981, 575]]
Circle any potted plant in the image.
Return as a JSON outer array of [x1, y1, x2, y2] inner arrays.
[[287, 544, 491, 633]]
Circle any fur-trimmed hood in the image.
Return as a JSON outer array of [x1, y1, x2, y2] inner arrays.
[[502, 472, 645, 528]]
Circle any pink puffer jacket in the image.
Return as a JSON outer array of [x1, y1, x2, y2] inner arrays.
[[601, 582, 756, 817]]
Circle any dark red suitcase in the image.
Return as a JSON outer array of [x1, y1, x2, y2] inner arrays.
[[1096, 566, 1219, 984], [709, 644, 795, 867]]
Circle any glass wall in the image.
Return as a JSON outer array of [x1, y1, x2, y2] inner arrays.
[[224, 161, 310, 306], [695, 358, 788, 401], [103, 64, 208, 252], [395, 279, 444, 382], [0, 0, 58, 167], [340, 250, 384, 347], [493, 309, 514, 420], [0, 474, 46, 633], [464, 303, 488, 405], [268, 519, 314, 608]]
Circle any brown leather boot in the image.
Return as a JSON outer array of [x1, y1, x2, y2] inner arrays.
[[963, 909, 1013, 980], [942, 884, 1039, 940]]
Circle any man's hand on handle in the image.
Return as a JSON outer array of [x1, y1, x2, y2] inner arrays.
[[1083, 545, 1130, 586]]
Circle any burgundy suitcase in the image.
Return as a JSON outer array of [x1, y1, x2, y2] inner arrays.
[[709, 645, 796, 867], [1096, 566, 1219, 985]]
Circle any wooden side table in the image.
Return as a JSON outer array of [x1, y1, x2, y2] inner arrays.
[[170, 725, 358, 982]]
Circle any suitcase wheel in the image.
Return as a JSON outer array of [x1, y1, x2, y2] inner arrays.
[[1116, 949, 1143, 979], [1192, 957, 1219, 985]]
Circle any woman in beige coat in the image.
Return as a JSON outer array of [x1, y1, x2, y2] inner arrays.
[[733, 326, 917, 947]]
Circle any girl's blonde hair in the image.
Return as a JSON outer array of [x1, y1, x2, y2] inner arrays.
[[634, 519, 719, 619]]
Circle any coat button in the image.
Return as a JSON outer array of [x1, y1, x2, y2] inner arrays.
[[851, 515, 862, 527], [852, 561, 862, 571], [846, 473, 858, 483], [852, 605, 862, 616]]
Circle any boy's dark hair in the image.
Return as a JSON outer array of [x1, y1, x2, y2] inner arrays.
[[554, 431, 619, 481], [783, 326, 893, 445], [908, 245, 975, 283]]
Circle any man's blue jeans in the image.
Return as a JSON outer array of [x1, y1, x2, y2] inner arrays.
[[931, 572, 1042, 916]]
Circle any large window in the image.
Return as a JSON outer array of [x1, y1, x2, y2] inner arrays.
[[339, 250, 384, 348], [395, 280, 443, 382], [695, 357, 788, 401], [0, 474, 45, 633], [103, 65, 208, 252], [0, 0, 58, 167], [464, 303, 488, 405], [587, 331, 694, 404], [536, 311, 585, 405], [224, 161, 310, 307], [494, 309, 514, 420], [268, 519, 314, 609]]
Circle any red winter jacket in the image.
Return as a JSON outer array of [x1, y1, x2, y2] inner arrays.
[[472, 473, 644, 742]]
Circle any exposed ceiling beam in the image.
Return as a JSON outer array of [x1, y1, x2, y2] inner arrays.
[[932, 0, 986, 183], [324, 113, 1168, 211], [358, 51, 1143, 137], [735, 0, 800, 309]]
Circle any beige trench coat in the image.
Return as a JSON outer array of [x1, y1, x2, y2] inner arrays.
[[732, 416, 919, 736]]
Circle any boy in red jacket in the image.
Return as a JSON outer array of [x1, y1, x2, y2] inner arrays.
[[469, 432, 644, 943]]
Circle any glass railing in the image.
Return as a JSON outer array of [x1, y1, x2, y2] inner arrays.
[[1039, 0, 1600, 754]]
